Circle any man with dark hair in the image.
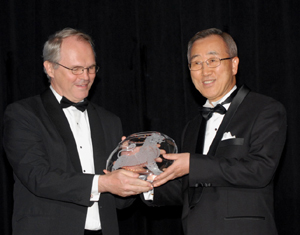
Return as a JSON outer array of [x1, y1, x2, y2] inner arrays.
[[149, 28, 287, 235], [3, 28, 152, 235]]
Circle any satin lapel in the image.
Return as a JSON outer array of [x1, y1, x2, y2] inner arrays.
[[182, 114, 202, 153], [195, 118, 207, 154], [87, 103, 107, 174], [40, 89, 82, 172], [207, 85, 250, 156], [181, 115, 205, 207]]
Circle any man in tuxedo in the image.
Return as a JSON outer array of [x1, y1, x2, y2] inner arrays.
[[3, 28, 152, 235], [150, 28, 287, 235]]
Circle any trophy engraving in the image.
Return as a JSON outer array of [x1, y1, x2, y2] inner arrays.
[[106, 132, 177, 181]]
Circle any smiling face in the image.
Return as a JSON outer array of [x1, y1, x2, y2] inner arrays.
[[44, 36, 96, 103], [189, 35, 239, 102]]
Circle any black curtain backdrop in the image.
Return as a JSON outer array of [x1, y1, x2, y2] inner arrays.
[[1, 1, 299, 234]]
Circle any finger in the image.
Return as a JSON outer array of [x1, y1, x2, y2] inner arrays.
[[120, 172, 153, 188], [131, 178, 153, 188], [153, 167, 174, 182], [152, 174, 174, 187], [162, 153, 179, 160], [121, 136, 126, 141], [127, 184, 153, 194], [119, 190, 140, 197], [155, 163, 177, 179], [135, 177, 153, 188], [121, 189, 148, 197], [121, 178, 153, 192], [153, 170, 169, 181]]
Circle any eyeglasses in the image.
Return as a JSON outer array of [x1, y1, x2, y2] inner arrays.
[[54, 62, 99, 75], [188, 57, 232, 71]]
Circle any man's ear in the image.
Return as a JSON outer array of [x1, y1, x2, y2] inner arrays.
[[232, 56, 239, 76], [43, 61, 54, 78]]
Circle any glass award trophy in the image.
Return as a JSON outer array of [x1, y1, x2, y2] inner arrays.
[[106, 131, 177, 181]]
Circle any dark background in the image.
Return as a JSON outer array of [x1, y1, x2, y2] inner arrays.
[[1, 0, 299, 234]]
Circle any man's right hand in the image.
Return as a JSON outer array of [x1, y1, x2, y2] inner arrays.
[[98, 169, 153, 197]]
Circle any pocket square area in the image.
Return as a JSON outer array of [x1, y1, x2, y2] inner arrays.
[[222, 132, 236, 141]]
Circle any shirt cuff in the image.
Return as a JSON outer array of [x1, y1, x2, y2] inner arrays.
[[90, 175, 100, 201], [143, 188, 154, 201]]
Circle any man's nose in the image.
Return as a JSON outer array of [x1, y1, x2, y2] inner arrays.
[[201, 63, 212, 76], [81, 68, 90, 80]]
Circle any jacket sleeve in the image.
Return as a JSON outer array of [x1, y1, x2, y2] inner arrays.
[[3, 102, 94, 207]]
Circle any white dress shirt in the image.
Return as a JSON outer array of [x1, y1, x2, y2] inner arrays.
[[50, 86, 101, 230], [202, 85, 237, 154]]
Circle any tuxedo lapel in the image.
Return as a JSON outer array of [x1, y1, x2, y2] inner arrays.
[[182, 115, 202, 153], [87, 103, 107, 174], [208, 85, 250, 156], [195, 118, 207, 154], [181, 115, 205, 207], [40, 89, 82, 172]]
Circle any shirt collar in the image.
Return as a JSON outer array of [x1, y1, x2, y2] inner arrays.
[[203, 85, 237, 108], [50, 85, 62, 103]]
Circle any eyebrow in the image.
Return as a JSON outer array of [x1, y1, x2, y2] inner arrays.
[[190, 51, 219, 61], [207, 51, 219, 56], [72, 63, 97, 68]]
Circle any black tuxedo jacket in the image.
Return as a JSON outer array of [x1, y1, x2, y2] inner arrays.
[[3, 89, 128, 235], [151, 86, 287, 235]]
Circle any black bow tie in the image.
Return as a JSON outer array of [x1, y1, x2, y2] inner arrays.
[[199, 89, 237, 120], [199, 104, 227, 120], [60, 96, 89, 112]]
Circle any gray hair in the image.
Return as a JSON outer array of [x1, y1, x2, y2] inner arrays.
[[187, 28, 238, 64], [43, 28, 95, 79]]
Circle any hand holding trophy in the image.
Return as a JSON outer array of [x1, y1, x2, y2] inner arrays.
[[106, 131, 177, 182]]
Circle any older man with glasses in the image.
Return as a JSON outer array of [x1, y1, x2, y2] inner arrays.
[[146, 28, 287, 235], [3, 28, 152, 235]]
